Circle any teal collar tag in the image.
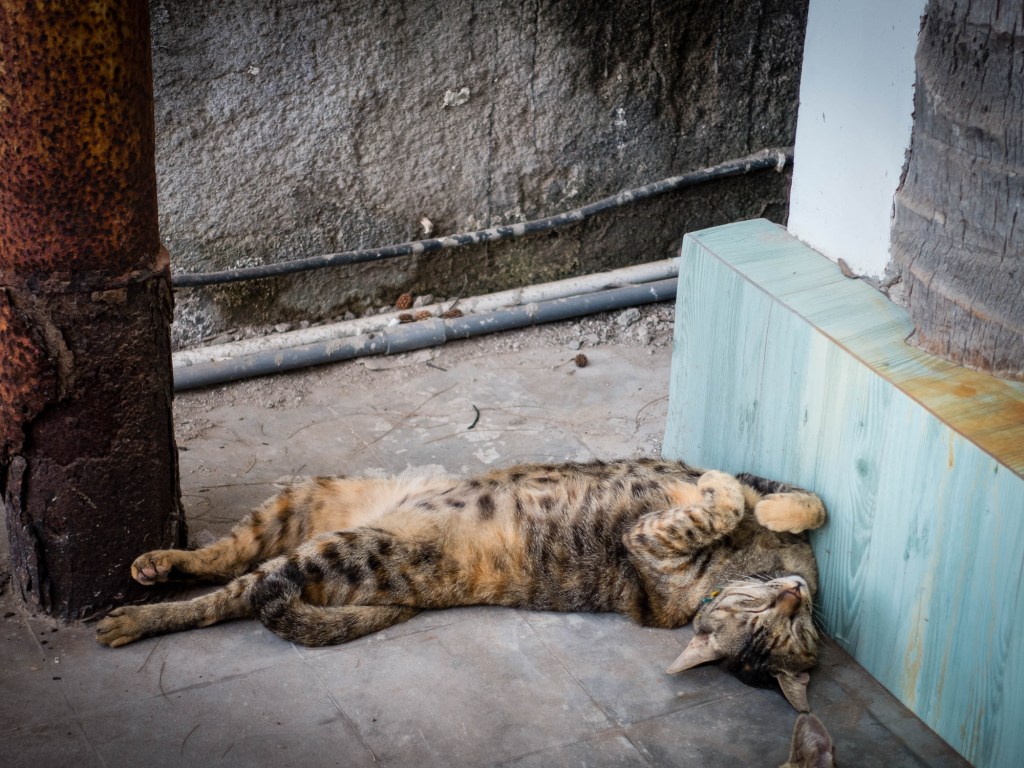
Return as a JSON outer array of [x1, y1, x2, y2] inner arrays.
[[700, 588, 722, 605]]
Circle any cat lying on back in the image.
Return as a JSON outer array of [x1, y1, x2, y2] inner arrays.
[[97, 458, 825, 710]]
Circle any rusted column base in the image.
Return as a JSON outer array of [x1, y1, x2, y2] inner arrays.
[[1, 273, 186, 620]]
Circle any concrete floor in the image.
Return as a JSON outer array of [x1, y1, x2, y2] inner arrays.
[[1, 305, 969, 767]]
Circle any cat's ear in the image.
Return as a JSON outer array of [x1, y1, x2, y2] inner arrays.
[[666, 632, 723, 674], [775, 670, 811, 712], [783, 713, 835, 768]]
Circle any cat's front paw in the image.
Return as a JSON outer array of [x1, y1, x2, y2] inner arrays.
[[697, 470, 744, 511], [131, 551, 177, 585], [754, 493, 826, 534], [95, 606, 148, 648]]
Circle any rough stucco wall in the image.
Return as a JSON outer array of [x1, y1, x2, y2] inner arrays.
[[150, 0, 808, 348]]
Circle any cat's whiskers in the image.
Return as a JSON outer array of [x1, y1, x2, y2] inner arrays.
[[810, 612, 828, 635]]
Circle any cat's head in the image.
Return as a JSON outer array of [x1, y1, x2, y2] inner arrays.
[[666, 575, 817, 711]]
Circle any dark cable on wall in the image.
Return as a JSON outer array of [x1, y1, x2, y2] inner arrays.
[[171, 148, 792, 289]]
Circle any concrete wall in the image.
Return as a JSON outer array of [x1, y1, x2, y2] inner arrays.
[[150, 0, 809, 348], [787, 0, 925, 278]]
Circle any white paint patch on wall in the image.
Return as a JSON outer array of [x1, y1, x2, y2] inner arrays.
[[788, 0, 926, 277]]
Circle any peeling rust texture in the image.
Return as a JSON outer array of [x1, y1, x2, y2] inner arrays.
[[0, 289, 61, 463], [0, 1, 162, 293], [3, 280, 187, 618], [1, 2, 186, 619]]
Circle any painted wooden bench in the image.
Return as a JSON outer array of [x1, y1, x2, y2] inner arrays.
[[663, 218, 1024, 768]]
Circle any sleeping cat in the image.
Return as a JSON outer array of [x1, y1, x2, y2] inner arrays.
[[96, 458, 825, 710]]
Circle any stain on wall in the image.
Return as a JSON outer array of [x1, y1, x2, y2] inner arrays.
[[151, 0, 809, 347]]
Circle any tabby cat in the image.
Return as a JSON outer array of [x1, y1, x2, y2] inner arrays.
[[96, 458, 825, 710]]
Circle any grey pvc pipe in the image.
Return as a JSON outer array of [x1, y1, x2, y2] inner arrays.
[[173, 278, 677, 391]]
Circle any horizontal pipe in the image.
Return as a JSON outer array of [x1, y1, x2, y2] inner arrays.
[[173, 278, 677, 391], [173, 258, 679, 368], [443, 279, 676, 339], [171, 148, 791, 288]]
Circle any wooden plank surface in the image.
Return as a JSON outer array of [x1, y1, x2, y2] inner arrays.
[[663, 219, 1024, 768]]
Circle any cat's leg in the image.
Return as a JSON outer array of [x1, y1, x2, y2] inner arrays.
[[96, 571, 262, 647], [98, 549, 336, 647], [624, 470, 746, 561], [620, 471, 745, 626], [131, 483, 317, 585], [98, 521, 429, 648], [735, 473, 826, 534]]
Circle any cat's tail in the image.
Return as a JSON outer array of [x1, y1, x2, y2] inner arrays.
[[248, 559, 418, 645], [261, 600, 419, 646]]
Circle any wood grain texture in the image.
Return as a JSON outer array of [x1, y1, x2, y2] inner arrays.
[[664, 219, 1024, 768]]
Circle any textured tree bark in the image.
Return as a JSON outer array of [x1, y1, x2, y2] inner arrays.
[[891, 0, 1024, 380], [0, 2, 187, 619]]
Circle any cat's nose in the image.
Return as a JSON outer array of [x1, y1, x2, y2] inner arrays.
[[776, 584, 804, 616]]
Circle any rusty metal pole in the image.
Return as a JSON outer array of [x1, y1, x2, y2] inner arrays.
[[0, 2, 187, 619]]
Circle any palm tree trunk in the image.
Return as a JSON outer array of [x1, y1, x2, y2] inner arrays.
[[891, 0, 1024, 380]]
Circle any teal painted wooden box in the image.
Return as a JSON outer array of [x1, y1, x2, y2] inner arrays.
[[663, 219, 1024, 768]]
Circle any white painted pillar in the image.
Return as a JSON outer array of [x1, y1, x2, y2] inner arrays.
[[787, 0, 926, 277]]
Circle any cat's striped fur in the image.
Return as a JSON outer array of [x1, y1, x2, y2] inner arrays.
[[97, 458, 825, 708]]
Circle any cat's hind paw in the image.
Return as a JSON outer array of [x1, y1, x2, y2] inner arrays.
[[95, 606, 148, 648], [755, 493, 826, 534], [131, 551, 177, 585]]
